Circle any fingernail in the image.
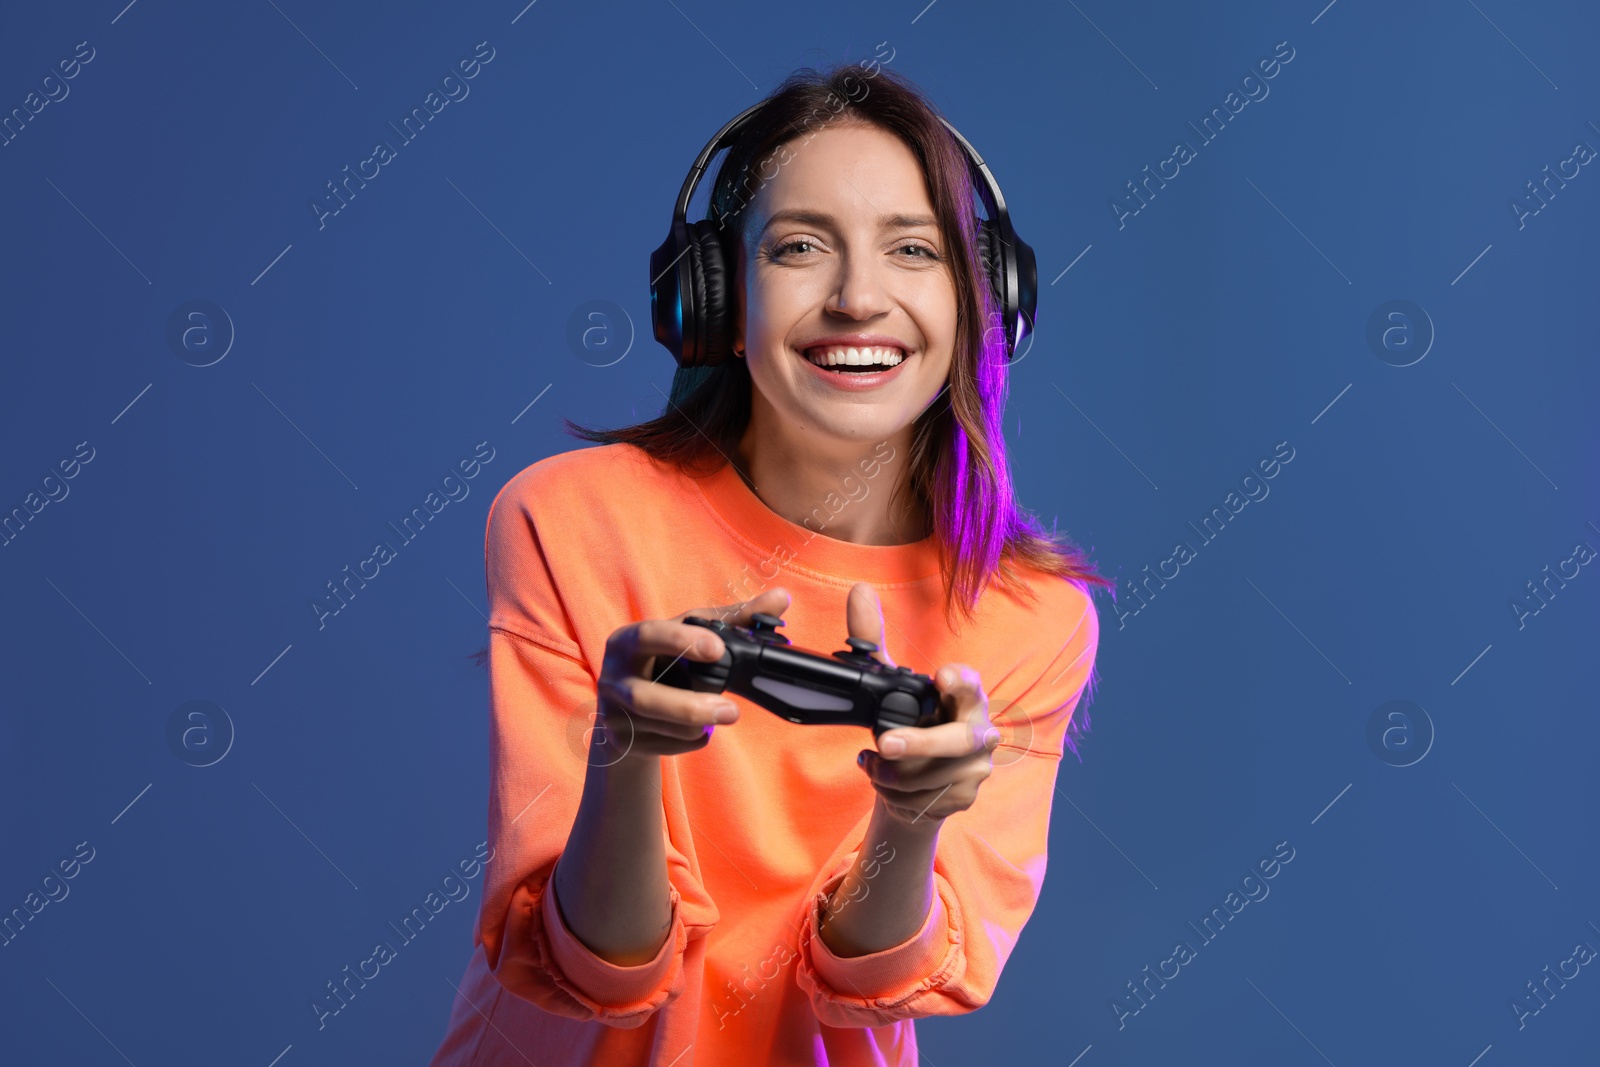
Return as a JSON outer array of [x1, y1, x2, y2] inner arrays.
[[881, 735, 906, 756], [712, 701, 738, 723]]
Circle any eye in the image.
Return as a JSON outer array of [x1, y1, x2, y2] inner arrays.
[[894, 243, 940, 260], [770, 239, 818, 258]]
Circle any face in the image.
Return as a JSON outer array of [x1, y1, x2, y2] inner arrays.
[[733, 120, 958, 450]]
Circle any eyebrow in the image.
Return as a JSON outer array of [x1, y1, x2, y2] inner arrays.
[[758, 208, 939, 235]]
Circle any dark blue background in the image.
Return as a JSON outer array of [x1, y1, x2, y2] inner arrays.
[[2, 1, 1596, 1064]]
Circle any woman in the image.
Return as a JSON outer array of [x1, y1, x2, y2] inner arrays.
[[429, 64, 1108, 1066]]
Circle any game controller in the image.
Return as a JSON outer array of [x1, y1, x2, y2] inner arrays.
[[656, 613, 943, 737]]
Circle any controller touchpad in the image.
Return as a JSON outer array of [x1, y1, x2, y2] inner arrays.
[[750, 676, 854, 711]]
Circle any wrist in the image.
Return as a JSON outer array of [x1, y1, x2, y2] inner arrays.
[[871, 793, 944, 839]]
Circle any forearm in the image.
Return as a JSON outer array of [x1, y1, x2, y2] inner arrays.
[[551, 749, 672, 966], [817, 797, 942, 957]]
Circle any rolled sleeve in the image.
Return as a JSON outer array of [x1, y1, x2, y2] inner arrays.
[[795, 862, 961, 1026], [539, 860, 686, 1018]]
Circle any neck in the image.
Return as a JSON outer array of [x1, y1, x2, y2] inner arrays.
[[733, 396, 928, 546]]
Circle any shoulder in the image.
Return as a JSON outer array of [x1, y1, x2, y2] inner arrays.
[[987, 561, 1100, 667], [487, 443, 673, 526]]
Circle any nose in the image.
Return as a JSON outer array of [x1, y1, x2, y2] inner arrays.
[[824, 249, 893, 320]]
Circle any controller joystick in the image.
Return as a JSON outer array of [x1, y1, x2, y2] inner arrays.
[[658, 615, 942, 736]]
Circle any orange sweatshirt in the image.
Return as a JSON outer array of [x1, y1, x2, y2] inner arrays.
[[428, 441, 1100, 1067]]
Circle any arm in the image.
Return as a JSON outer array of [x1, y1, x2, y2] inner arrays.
[[793, 586, 1102, 1027], [815, 801, 939, 958], [551, 751, 672, 965], [474, 473, 719, 1028]]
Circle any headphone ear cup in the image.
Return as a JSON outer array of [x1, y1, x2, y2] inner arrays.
[[685, 221, 736, 367], [974, 220, 1009, 347]]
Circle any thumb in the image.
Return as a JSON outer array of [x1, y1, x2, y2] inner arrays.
[[845, 582, 895, 668]]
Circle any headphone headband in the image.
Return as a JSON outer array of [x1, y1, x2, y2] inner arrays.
[[649, 97, 1037, 373]]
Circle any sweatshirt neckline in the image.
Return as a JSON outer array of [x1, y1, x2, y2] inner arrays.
[[687, 457, 943, 586]]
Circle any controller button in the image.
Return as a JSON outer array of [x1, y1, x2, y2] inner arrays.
[[880, 690, 922, 724], [846, 637, 879, 655], [751, 613, 785, 633]]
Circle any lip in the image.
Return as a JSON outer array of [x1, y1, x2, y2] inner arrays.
[[799, 333, 911, 355], [796, 346, 912, 391]]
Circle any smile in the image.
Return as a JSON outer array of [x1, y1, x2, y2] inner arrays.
[[797, 344, 912, 390]]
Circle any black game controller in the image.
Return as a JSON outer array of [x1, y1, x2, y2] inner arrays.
[[656, 613, 943, 737]]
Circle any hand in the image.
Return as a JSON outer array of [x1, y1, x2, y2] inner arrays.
[[594, 587, 793, 763], [846, 582, 1000, 827]]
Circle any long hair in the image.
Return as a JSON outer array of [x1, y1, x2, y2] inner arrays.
[[481, 64, 1111, 753]]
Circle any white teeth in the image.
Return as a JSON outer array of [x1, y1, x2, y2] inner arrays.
[[804, 345, 905, 368]]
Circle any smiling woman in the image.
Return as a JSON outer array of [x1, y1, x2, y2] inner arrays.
[[430, 64, 1110, 1067]]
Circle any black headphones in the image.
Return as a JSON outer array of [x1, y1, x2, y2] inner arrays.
[[649, 100, 1037, 371]]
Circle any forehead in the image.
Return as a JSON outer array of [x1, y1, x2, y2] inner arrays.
[[748, 121, 935, 228]]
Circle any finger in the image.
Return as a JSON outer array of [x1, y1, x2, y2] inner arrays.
[[876, 716, 999, 761], [932, 664, 988, 722], [601, 673, 739, 739], [845, 582, 895, 667], [678, 587, 794, 629], [669, 587, 794, 661], [860, 748, 992, 792], [630, 617, 725, 683]]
